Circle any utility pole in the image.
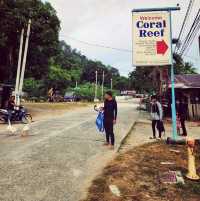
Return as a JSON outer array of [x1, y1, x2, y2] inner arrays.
[[110, 78, 113, 91], [18, 19, 31, 103], [15, 28, 24, 105], [94, 71, 98, 102], [101, 71, 104, 101]]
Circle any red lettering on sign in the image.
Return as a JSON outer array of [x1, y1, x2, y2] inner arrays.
[[140, 16, 163, 21]]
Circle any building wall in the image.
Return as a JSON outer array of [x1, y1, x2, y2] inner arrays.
[[176, 88, 200, 120], [167, 88, 200, 120]]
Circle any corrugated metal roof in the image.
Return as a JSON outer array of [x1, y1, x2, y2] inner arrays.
[[174, 74, 200, 88]]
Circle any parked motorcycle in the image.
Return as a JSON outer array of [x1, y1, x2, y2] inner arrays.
[[0, 106, 32, 124]]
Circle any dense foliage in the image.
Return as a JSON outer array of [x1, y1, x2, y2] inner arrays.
[[0, 0, 60, 82], [0, 0, 129, 100], [129, 67, 155, 94], [173, 54, 197, 74], [0, 0, 197, 99], [73, 83, 119, 102], [129, 53, 197, 94]]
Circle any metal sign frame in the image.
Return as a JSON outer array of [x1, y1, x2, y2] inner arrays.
[[132, 6, 180, 139]]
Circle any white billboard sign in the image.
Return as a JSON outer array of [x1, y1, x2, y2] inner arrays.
[[132, 11, 172, 66]]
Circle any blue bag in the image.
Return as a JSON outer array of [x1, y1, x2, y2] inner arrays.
[[96, 112, 104, 133]]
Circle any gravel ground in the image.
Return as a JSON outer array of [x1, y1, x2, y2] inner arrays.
[[83, 118, 200, 201], [0, 99, 139, 201], [120, 111, 200, 153]]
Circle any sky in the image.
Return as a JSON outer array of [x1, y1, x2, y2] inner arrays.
[[46, 0, 200, 76]]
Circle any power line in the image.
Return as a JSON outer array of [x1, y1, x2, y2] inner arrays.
[[183, 22, 200, 56], [175, 0, 195, 53], [60, 35, 132, 53], [60, 34, 200, 65], [179, 9, 200, 55], [179, 9, 200, 56]]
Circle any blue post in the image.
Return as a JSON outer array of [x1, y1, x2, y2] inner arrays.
[[169, 10, 177, 139]]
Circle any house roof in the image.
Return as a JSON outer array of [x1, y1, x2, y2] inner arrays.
[[169, 74, 200, 89]]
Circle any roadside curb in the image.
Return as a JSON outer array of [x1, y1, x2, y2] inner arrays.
[[117, 121, 137, 153]]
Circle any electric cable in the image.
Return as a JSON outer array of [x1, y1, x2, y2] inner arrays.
[[175, 0, 195, 53], [179, 9, 200, 55]]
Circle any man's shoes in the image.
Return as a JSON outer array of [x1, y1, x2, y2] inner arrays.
[[149, 136, 156, 139], [103, 143, 109, 146]]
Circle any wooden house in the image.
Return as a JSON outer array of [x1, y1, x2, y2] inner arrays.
[[168, 74, 200, 120]]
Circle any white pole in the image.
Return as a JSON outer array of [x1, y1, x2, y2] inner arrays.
[[18, 19, 31, 104], [94, 71, 98, 101], [111, 78, 113, 91], [101, 71, 104, 101], [15, 28, 24, 105], [76, 81, 78, 88]]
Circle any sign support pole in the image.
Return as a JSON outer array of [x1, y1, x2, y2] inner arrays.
[[169, 11, 177, 139], [101, 71, 104, 101]]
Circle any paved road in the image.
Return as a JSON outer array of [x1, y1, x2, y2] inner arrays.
[[0, 100, 139, 201]]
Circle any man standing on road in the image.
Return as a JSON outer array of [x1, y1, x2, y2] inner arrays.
[[150, 95, 163, 139], [103, 91, 117, 149], [177, 99, 188, 136]]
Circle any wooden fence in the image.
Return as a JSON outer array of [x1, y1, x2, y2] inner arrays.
[[188, 103, 200, 121]]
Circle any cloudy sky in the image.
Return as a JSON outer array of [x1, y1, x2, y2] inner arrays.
[[47, 0, 200, 76]]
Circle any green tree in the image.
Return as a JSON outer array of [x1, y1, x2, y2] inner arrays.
[[173, 54, 197, 74], [23, 78, 45, 97], [129, 67, 155, 93], [74, 83, 97, 102], [129, 54, 197, 93], [0, 0, 60, 82], [0, 1, 134, 98], [48, 64, 71, 90], [114, 76, 129, 91]]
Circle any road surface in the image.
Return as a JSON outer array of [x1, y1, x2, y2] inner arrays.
[[0, 99, 139, 201]]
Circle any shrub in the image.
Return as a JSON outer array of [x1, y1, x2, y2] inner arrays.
[[23, 78, 45, 98]]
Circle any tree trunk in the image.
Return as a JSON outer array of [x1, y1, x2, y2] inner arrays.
[[0, 0, 4, 6], [7, 46, 14, 82]]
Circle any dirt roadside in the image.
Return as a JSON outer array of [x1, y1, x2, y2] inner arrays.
[[82, 122, 200, 201], [0, 102, 90, 131], [24, 102, 91, 121], [0, 101, 139, 201]]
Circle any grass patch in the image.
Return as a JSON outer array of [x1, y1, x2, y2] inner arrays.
[[24, 102, 90, 110]]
